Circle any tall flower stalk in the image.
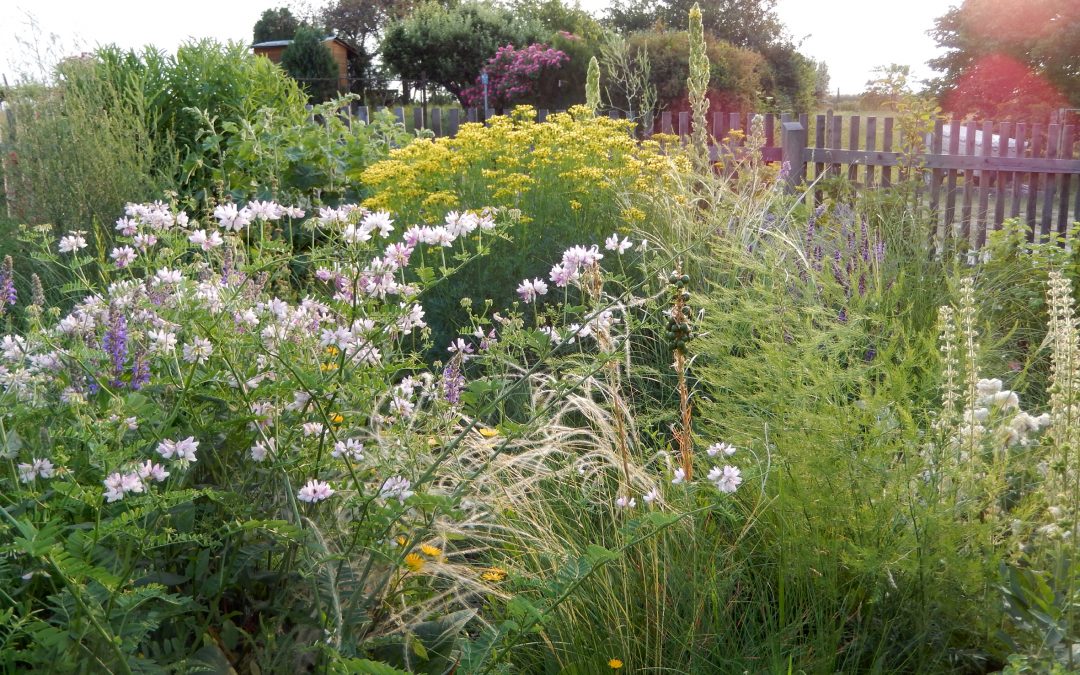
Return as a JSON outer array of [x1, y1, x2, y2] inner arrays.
[[586, 56, 601, 114], [687, 3, 711, 170]]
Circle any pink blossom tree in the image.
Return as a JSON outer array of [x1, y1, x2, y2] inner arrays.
[[462, 43, 570, 110]]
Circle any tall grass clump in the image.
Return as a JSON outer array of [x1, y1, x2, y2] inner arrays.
[[3, 51, 170, 228]]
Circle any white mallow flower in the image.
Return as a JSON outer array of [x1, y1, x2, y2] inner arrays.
[[342, 223, 371, 244], [297, 479, 335, 503], [154, 267, 183, 286], [103, 471, 145, 502], [58, 233, 88, 254], [706, 442, 736, 457], [188, 229, 223, 250], [604, 233, 632, 254], [516, 278, 548, 304], [148, 329, 177, 354], [110, 246, 138, 268], [137, 460, 170, 482], [213, 203, 251, 232], [182, 337, 213, 364], [18, 458, 56, 483], [250, 438, 276, 461], [708, 465, 742, 494], [361, 211, 394, 237], [157, 436, 199, 462], [379, 475, 414, 503], [615, 495, 637, 509], [332, 438, 364, 461]]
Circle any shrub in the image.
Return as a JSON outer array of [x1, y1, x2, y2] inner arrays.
[[357, 105, 687, 349]]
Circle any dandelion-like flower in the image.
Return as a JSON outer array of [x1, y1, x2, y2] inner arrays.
[[297, 479, 335, 503], [481, 566, 507, 582], [404, 552, 425, 572], [608, 659, 623, 670]]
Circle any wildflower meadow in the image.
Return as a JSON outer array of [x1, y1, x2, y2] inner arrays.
[[2, 3, 1080, 674]]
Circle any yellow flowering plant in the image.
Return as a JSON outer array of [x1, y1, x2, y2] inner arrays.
[[358, 105, 687, 348]]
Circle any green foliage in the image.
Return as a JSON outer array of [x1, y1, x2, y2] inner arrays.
[[625, 29, 764, 113], [253, 7, 304, 43], [281, 26, 341, 103], [380, 1, 540, 105], [928, 1, 1080, 117]]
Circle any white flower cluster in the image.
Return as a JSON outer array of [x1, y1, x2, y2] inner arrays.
[[953, 378, 1050, 450]]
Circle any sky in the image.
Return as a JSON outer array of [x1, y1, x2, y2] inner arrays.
[[0, 0, 955, 93]]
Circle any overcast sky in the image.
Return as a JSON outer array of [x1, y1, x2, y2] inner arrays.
[[0, 0, 954, 93]]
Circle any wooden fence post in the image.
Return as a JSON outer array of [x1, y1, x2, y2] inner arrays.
[[781, 120, 807, 192]]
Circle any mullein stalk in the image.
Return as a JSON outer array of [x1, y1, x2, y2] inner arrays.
[[687, 4, 711, 172]]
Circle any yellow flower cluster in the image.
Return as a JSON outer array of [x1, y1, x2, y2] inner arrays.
[[358, 106, 685, 225]]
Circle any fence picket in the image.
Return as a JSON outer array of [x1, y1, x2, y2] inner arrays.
[[829, 114, 842, 178], [994, 121, 1010, 228], [1041, 124, 1060, 239], [975, 121, 993, 247], [1026, 123, 1043, 240], [1060, 125, 1076, 237], [764, 113, 775, 147], [865, 117, 877, 187], [944, 120, 961, 233], [661, 112, 673, 135], [431, 108, 442, 136], [679, 112, 690, 139], [929, 119, 944, 243], [1011, 123, 1027, 219], [847, 115, 861, 183], [961, 120, 977, 243], [445, 108, 458, 136], [882, 117, 894, 187]]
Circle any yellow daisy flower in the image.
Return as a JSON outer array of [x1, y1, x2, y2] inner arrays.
[[608, 658, 623, 669], [420, 544, 442, 558], [404, 553, 425, 572], [480, 567, 507, 582]]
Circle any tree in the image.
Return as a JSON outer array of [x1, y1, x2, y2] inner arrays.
[[253, 7, 302, 43], [281, 26, 339, 102], [321, 0, 415, 100], [928, 0, 1080, 119], [606, 0, 787, 51], [381, 2, 539, 106]]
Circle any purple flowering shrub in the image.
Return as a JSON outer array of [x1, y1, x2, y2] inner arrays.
[[461, 43, 570, 110]]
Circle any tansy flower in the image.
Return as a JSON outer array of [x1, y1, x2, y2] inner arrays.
[[608, 658, 623, 669], [404, 553, 425, 572], [481, 567, 507, 582], [420, 543, 442, 558]]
